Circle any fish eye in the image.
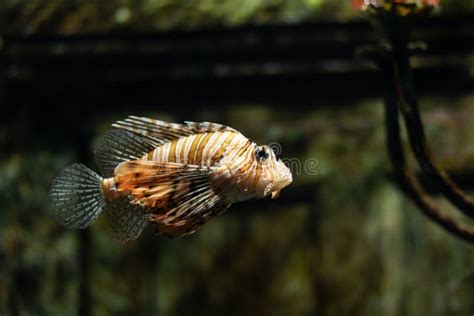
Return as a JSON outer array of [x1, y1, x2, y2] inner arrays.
[[255, 147, 269, 161]]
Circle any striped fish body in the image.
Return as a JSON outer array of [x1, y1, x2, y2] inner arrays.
[[50, 116, 293, 242], [141, 130, 240, 166]]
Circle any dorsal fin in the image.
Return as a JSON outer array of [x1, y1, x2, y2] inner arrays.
[[183, 120, 237, 133], [112, 116, 236, 142], [94, 129, 162, 177], [95, 117, 237, 178]]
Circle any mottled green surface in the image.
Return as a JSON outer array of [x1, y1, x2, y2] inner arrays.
[[1, 95, 474, 315], [0, 0, 474, 34]]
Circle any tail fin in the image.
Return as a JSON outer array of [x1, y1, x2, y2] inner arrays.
[[49, 163, 106, 229]]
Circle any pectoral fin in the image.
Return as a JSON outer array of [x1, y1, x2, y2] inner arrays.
[[115, 160, 227, 236]]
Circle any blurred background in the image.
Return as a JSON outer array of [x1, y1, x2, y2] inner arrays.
[[1, 0, 474, 315]]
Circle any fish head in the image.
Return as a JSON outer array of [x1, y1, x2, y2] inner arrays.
[[252, 144, 293, 199]]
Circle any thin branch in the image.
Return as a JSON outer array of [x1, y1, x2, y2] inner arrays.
[[381, 58, 474, 243], [389, 32, 474, 220], [399, 170, 474, 242]]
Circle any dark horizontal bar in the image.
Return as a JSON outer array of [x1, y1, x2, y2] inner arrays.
[[2, 14, 473, 111], [4, 64, 472, 107], [2, 15, 473, 62], [2, 21, 367, 42], [3, 14, 474, 42]]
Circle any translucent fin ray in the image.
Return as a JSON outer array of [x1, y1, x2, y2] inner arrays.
[[153, 200, 231, 237], [49, 164, 106, 229], [104, 197, 148, 243], [94, 129, 162, 178], [112, 116, 236, 143], [114, 160, 225, 237]]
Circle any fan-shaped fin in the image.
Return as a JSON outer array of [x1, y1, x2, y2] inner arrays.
[[104, 197, 148, 243], [94, 129, 162, 178], [49, 164, 106, 229], [114, 160, 227, 237], [153, 200, 231, 238]]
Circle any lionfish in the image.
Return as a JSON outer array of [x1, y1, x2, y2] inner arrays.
[[50, 116, 293, 242]]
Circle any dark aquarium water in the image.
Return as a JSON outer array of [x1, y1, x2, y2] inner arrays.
[[1, 1, 474, 315]]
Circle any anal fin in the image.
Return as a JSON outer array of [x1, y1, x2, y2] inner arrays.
[[104, 197, 148, 243]]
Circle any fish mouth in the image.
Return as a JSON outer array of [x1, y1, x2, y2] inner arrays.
[[262, 166, 293, 199], [269, 177, 292, 199], [263, 184, 282, 199]]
